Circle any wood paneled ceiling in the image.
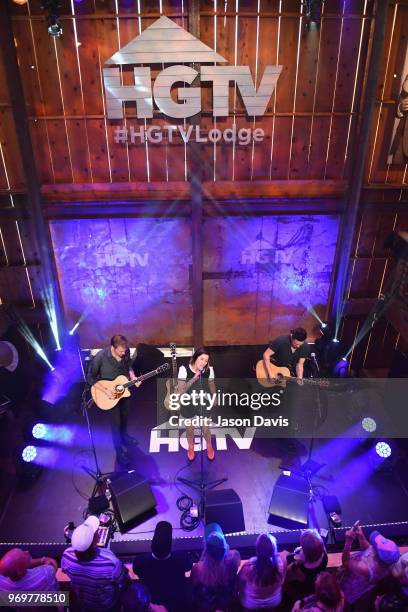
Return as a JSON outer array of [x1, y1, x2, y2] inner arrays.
[[0, 0, 406, 202]]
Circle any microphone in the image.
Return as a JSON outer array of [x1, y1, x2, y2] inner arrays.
[[310, 352, 320, 373]]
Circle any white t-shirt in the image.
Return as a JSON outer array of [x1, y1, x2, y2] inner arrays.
[[178, 364, 215, 380]]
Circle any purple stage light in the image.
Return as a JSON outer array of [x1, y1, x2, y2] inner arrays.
[[333, 357, 348, 377], [375, 441, 392, 458], [361, 417, 377, 433], [22, 445, 37, 462], [32, 423, 47, 439], [31, 423, 74, 445]]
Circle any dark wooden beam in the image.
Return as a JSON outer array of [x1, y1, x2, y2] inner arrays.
[[0, 5, 65, 331], [189, 0, 203, 349], [23, 198, 344, 220], [329, 0, 390, 324], [39, 180, 348, 202]]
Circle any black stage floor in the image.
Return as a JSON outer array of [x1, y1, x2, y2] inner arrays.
[[1, 380, 408, 549]]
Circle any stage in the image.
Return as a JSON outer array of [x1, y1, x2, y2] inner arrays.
[[1, 378, 408, 552]]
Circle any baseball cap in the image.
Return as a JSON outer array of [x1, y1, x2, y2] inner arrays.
[[370, 530, 400, 565], [205, 523, 228, 561], [71, 516, 100, 552]]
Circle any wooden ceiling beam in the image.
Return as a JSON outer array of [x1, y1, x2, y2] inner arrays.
[[329, 0, 390, 323], [40, 179, 348, 202], [189, 0, 203, 349]]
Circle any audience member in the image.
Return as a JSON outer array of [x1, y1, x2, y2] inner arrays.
[[121, 581, 167, 611], [190, 522, 240, 611], [132, 521, 192, 612], [0, 548, 58, 592], [284, 529, 328, 604], [238, 532, 286, 609], [292, 571, 344, 611], [375, 592, 408, 611], [61, 515, 129, 611], [339, 526, 400, 607], [391, 550, 408, 601]]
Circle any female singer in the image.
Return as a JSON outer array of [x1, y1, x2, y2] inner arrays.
[[177, 347, 216, 461]]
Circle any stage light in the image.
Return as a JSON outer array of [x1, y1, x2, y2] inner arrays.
[[42, 1, 63, 37], [69, 311, 88, 336], [361, 417, 377, 433], [48, 19, 63, 37], [375, 441, 392, 458], [321, 322, 328, 329], [16, 318, 54, 370], [22, 445, 37, 463], [332, 338, 340, 343], [38, 281, 62, 351], [31, 422, 74, 445], [304, 0, 324, 29], [32, 423, 47, 439], [333, 357, 348, 377]]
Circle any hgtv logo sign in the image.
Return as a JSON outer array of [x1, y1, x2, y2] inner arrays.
[[103, 16, 282, 145]]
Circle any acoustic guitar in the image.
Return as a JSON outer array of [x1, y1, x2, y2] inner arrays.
[[255, 360, 330, 389], [91, 363, 170, 410], [164, 343, 178, 410]]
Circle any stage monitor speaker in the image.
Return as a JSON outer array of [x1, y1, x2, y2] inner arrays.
[[109, 472, 157, 532], [205, 488, 245, 533], [268, 475, 309, 529]]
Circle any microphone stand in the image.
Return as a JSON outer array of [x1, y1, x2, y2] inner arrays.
[[300, 353, 326, 498], [80, 353, 118, 501], [177, 369, 227, 519]]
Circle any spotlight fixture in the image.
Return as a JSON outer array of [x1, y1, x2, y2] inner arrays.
[[320, 322, 328, 329], [32, 423, 47, 440], [361, 417, 377, 433], [303, 0, 324, 30], [375, 441, 392, 459], [333, 357, 348, 377], [332, 338, 340, 343], [22, 445, 37, 463], [48, 17, 63, 37], [41, 1, 63, 38]]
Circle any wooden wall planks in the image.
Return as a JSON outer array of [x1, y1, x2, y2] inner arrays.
[[3, 1, 397, 191]]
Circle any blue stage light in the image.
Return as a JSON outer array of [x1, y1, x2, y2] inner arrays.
[[333, 357, 348, 377], [69, 311, 88, 336], [22, 445, 37, 463], [375, 441, 392, 458], [332, 338, 340, 343], [361, 417, 377, 433], [32, 423, 47, 439]]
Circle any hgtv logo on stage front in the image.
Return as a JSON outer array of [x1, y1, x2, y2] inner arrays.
[[103, 16, 282, 145]]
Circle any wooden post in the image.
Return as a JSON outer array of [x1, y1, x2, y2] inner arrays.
[[329, 0, 389, 329], [0, 5, 65, 334], [189, 0, 204, 349]]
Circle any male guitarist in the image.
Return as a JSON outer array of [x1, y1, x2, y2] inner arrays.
[[87, 334, 141, 467], [262, 327, 309, 384]]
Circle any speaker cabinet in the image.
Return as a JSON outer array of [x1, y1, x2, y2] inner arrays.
[[268, 475, 309, 529], [109, 471, 157, 532], [205, 488, 245, 534]]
